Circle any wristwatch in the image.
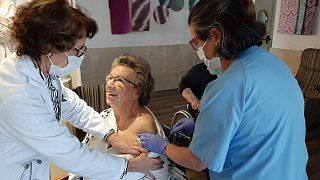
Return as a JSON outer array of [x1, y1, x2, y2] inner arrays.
[[103, 128, 115, 141]]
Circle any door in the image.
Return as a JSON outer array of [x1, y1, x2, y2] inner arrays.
[[254, 0, 275, 51]]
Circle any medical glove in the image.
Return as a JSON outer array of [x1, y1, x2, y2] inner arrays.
[[170, 118, 195, 136], [138, 133, 169, 156]]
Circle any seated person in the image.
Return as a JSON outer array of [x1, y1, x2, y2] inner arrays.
[[178, 61, 218, 117], [70, 54, 185, 180]]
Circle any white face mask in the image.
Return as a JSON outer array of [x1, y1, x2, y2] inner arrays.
[[197, 36, 222, 71], [48, 53, 84, 77], [208, 69, 224, 77]]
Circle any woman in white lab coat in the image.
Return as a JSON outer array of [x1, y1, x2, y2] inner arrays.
[[0, 0, 162, 180]]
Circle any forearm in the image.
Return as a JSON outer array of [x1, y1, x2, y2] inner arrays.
[[165, 144, 207, 171], [62, 88, 111, 139], [182, 88, 199, 104]]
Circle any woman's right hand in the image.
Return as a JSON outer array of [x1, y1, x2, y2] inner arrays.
[[128, 153, 163, 173], [107, 133, 148, 155], [170, 118, 195, 136]]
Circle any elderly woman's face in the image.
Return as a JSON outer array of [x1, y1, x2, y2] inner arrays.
[[105, 65, 138, 108]]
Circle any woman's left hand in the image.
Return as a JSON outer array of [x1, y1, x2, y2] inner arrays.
[[107, 133, 148, 155]]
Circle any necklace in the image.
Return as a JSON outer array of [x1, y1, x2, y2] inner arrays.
[[116, 106, 140, 131]]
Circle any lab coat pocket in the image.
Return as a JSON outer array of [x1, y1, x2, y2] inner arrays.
[[19, 159, 43, 180]]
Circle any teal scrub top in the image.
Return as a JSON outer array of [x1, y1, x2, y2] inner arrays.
[[189, 46, 308, 180]]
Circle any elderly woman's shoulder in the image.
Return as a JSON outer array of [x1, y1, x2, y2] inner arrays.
[[133, 109, 156, 134]]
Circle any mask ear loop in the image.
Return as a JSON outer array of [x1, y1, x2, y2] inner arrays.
[[47, 53, 54, 65], [214, 42, 220, 58]]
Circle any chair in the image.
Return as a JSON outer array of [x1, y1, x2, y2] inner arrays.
[[295, 48, 320, 127], [161, 124, 191, 177], [73, 84, 108, 112], [171, 109, 195, 129], [161, 108, 210, 180]]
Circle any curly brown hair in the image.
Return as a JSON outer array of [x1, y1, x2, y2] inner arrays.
[[10, 0, 98, 62], [111, 54, 155, 107]]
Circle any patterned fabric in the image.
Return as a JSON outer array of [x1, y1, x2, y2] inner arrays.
[[278, 0, 299, 34], [46, 75, 61, 121], [302, 0, 317, 35], [295, 48, 320, 98], [108, 0, 132, 34], [169, 0, 185, 12], [131, 0, 150, 31], [159, 0, 170, 7], [189, 0, 199, 11], [295, 0, 307, 34], [153, 5, 169, 24]]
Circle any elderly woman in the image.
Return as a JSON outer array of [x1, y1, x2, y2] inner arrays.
[[70, 54, 185, 180], [139, 0, 308, 179]]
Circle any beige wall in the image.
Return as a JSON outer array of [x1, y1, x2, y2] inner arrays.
[[80, 44, 199, 91], [81, 45, 307, 91], [270, 48, 303, 76]]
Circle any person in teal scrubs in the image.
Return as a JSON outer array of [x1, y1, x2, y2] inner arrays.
[[138, 0, 308, 179]]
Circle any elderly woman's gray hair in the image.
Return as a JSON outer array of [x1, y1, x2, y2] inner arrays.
[[111, 54, 155, 106]]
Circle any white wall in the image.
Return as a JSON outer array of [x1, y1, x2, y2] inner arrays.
[[76, 0, 190, 48], [272, 0, 320, 50]]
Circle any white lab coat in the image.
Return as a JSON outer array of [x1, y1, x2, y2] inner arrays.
[[0, 54, 126, 180]]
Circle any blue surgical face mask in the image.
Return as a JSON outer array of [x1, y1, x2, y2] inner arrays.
[[48, 52, 84, 77]]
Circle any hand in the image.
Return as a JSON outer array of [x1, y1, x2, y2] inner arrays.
[[107, 133, 148, 155], [191, 99, 200, 110], [138, 133, 169, 155], [128, 153, 163, 173], [170, 118, 195, 136]]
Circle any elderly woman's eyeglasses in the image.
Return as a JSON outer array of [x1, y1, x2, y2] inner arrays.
[[73, 45, 87, 57], [106, 74, 136, 86]]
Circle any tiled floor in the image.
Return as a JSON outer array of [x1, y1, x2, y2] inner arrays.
[[186, 170, 208, 180]]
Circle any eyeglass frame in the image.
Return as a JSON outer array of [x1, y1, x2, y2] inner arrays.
[[188, 35, 201, 51], [105, 74, 136, 86], [73, 45, 87, 57], [188, 32, 212, 51]]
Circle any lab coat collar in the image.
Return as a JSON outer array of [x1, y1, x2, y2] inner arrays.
[[13, 53, 47, 84]]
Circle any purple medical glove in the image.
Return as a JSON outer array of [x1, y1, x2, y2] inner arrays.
[[138, 133, 169, 155], [170, 118, 195, 136]]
